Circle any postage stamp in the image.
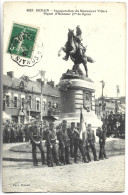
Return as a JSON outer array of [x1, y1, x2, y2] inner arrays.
[[7, 23, 38, 59]]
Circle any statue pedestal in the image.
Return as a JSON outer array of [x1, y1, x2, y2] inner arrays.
[[58, 77, 102, 128]]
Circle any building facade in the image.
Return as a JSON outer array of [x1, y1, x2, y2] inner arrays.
[[3, 71, 60, 123], [95, 96, 125, 117]]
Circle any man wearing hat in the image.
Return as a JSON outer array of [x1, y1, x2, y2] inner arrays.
[[29, 121, 45, 166], [73, 123, 89, 163], [63, 25, 86, 61], [86, 124, 99, 161], [56, 120, 71, 165], [67, 122, 76, 158], [48, 122, 60, 166], [56, 124, 66, 165], [75, 25, 86, 56], [99, 125, 108, 160], [61, 120, 71, 164]]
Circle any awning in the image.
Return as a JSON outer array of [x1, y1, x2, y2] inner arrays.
[[118, 104, 125, 113], [43, 116, 57, 121], [3, 111, 11, 121]]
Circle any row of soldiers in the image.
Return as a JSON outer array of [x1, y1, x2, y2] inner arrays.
[[3, 121, 29, 143], [29, 120, 108, 167], [102, 112, 125, 138]]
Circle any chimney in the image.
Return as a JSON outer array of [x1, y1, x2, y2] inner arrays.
[[51, 81, 55, 88], [24, 76, 29, 82], [47, 80, 54, 88], [36, 79, 44, 86], [7, 71, 14, 78]]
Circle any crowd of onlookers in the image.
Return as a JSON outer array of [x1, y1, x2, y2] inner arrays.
[[3, 111, 125, 144], [101, 112, 125, 138], [3, 121, 30, 143]]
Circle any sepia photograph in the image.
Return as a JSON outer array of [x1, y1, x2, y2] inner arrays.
[[1, 1, 126, 193]]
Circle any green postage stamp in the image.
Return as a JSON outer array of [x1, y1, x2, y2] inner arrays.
[[7, 23, 38, 58]]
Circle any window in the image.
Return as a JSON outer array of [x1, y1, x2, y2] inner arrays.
[[14, 97, 17, 107], [20, 116, 24, 124], [43, 101, 45, 111], [19, 81, 25, 90], [21, 98, 25, 108], [6, 95, 10, 107], [36, 100, 40, 111], [48, 102, 51, 108]]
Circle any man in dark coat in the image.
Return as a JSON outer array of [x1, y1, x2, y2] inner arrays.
[[86, 124, 99, 161], [67, 122, 75, 158], [99, 125, 108, 160], [57, 125, 66, 165], [61, 120, 71, 164], [74, 123, 89, 163], [29, 121, 45, 166], [48, 122, 60, 166]]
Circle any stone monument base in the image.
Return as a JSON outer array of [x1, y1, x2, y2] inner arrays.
[[56, 70, 102, 129], [59, 110, 102, 127]]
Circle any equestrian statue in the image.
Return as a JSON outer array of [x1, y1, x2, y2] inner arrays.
[[58, 25, 95, 77]]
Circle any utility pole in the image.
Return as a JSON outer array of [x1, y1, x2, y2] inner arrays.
[[100, 80, 105, 97], [116, 85, 120, 97], [40, 70, 46, 128]]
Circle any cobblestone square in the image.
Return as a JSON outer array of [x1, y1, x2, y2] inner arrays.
[[2, 155, 125, 192]]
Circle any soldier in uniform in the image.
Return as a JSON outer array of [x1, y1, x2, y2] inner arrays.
[[99, 125, 108, 160], [61, 120, 71, 164], [29, 121, 45, 166], [67, 122, 75, 158], [45, 127, 54, 167], [73, 123, 88, 163], [56, 125, 66, 165], [86, 124, 99, 161], [75, 25, 86, 56], [109, 111, 114, 133], [48, 122, 60, 166]]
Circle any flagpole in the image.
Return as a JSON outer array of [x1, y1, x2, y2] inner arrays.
[[116, 85, 120, 98], [40, 70, 46, 129]]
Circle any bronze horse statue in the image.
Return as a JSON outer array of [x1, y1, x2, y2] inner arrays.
[[58, 29, 95, 77]]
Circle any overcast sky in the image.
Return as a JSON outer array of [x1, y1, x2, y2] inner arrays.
[[3, 2, 126, 98]]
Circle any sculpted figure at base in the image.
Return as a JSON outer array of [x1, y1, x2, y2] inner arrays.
[[58, 26, 95, 77]]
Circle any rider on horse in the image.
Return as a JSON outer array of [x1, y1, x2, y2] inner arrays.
[[63, 25, 86, 61]]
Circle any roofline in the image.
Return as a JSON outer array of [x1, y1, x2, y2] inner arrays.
[[97, 96, 125, 100], [3, 85, 60, 98]]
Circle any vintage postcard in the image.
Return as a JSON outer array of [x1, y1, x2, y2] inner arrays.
[[2, 1, 126, 193]]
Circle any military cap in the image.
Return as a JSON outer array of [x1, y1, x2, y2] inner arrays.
[[76, 25, 80, 28], [62, 120, 67, 124]]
